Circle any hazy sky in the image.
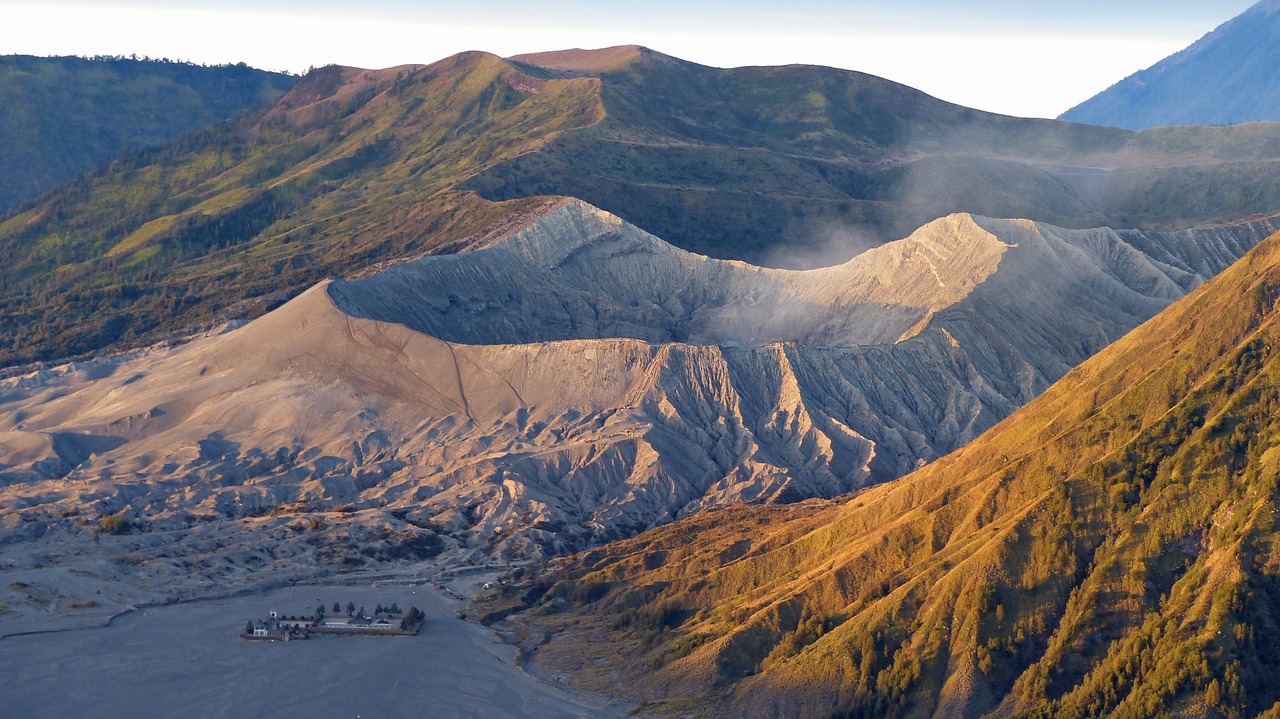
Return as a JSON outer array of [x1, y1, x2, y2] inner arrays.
[[0, 1, 1260, 118]]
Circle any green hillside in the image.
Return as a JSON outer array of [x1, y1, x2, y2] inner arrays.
[[0, 55, 295, 211], [493, 225, 1280, 718], [7, 47, 1280, 368], [0, 54, 602, 366]]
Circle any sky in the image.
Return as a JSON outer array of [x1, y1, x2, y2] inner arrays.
[[0, 1, 1260, 118]]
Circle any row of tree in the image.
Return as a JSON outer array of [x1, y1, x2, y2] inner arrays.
[[313, 601, 403, 617]]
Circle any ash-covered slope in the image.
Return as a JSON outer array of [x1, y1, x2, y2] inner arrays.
[[1062, 0, 1280, 129], [0, 202, 1275, 591]]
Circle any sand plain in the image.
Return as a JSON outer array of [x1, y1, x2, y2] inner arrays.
[[0, 582, 628, 719]]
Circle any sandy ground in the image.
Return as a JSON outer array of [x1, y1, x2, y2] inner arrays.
[[0, 582, 630, 719]]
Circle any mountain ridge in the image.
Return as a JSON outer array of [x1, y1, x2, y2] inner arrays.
[[509, 45, 647, 73]]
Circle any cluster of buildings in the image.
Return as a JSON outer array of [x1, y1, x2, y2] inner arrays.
[[244, 609, 315, 641], [243, 602, 420, 640]]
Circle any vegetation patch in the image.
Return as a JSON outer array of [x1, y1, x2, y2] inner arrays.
[[96, 513, 130, 535]]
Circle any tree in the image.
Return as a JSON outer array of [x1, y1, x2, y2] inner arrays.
[[97, 513, 129, 535], [315, 604, 324, 617], [346, 601, 355, 616], [389, 602, 400, 614], [244, 621, 254, 635], [401, 607, 424, 631], [375, 604, 384, 615], [333, 602, 341, 614]]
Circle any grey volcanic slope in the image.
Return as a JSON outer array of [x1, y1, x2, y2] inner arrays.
[[1062, 0, 1280, 129], [0, 201, 1275, 599]]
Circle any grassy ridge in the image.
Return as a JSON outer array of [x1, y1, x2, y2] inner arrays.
[[496, 227, 1280, 718], [0, 54, 603, 366], [0, 55, 295, 211]]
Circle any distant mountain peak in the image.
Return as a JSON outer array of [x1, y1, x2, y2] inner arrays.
[[508, 45, 650, 73], [1062, 1, 1280, 129]]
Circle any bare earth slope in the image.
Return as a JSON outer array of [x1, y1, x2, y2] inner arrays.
[[0, 201, 1275, 608]]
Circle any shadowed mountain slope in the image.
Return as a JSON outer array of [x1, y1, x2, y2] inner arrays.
[[7, 48, 1280, 367], [1062, 0, 1280, 130], [497, 224, 1280, 718], [1, 202, 1277, 603], [487, 45, 1280, 256], [0, 55, 295, 211]]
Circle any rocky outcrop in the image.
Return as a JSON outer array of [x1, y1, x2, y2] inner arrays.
[[0, 201, 1275, 571]]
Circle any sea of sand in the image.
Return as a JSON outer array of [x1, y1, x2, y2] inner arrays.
[[0, 581, 628, 718]]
